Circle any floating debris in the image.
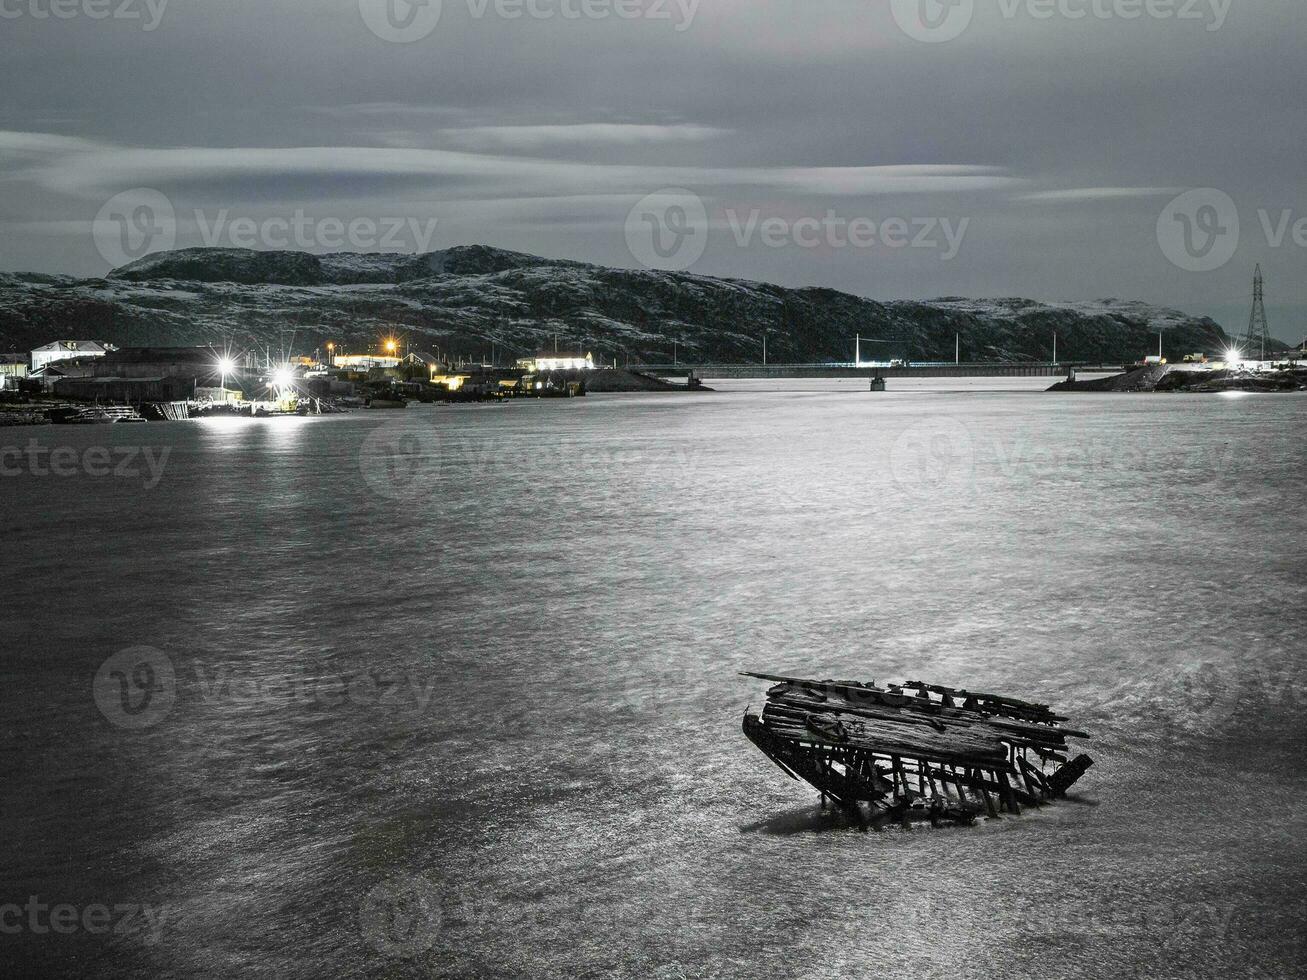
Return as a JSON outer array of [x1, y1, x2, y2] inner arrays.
[[742, 672, 1093, 830]]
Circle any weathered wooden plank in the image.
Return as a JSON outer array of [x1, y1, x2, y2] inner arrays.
[[769, 685, 1082, 748], [1048, 754, 1095, 797], [744, 672, 1069, 725], [1018, 754, 1051, 798], [761, 710, 1010, 764]]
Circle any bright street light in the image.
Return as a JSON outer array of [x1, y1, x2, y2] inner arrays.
[[217, 357, 236, 403]]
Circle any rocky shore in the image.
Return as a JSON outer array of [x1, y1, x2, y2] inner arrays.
[[1048, 365, 1307, 394], [582, 369, 709, 393]]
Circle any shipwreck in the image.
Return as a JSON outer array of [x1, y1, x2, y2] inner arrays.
[[742, 672, 1093, 829]]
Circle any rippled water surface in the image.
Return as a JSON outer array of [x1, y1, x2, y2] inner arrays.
[[4, 382, 1305, 978]]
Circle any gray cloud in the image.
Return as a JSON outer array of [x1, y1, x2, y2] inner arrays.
[[0, 1, 1303, 335], [1016, 189, 1181, 204], [7, 128, 1016, 201], [438, 123, 734, 151]]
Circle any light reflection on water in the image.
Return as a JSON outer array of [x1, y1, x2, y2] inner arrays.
[[3, 384, 1305, 979]]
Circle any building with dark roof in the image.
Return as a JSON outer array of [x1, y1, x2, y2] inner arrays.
[[95, 346, 226, 382], [53, 376, 195, 402]]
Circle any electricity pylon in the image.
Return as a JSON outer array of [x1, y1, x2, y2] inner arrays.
[[1241, 265, 1271, 361]]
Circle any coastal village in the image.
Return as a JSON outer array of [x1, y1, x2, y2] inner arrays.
[[2, 259, 1303, 422], [0, 322, 1304, 425], [0, 339, 702, 426]]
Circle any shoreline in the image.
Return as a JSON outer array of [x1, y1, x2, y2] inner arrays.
[[0, 368, 712, 428], [1048, 365, 1307, 394]]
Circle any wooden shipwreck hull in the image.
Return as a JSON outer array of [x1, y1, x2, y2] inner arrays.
[[742, 672, 1093, 829]]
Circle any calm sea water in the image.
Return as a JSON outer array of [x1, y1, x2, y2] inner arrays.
[[3, 381, 1305, 979]]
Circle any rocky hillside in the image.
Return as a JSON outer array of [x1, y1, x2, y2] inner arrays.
[[0, 246, 1230, 364]]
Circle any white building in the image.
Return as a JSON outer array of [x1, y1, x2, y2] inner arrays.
[[333, 354, 401, 370], [518, 352, 595, 372], [30, 341, 111, 372]]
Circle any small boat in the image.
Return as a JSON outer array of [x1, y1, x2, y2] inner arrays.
[[365, 397, 408, 409], [742, 672, 1093, 829]]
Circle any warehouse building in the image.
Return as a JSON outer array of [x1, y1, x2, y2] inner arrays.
[[53, 375, 195, 402]]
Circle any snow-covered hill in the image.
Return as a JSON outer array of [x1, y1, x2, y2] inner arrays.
[[0, 246, 1229, 363]]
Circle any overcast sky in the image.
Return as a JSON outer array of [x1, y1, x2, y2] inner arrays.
[[1, 0, 1303, 335]]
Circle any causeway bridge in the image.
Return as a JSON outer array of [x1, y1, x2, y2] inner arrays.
[[632, 362, 1124, 380]]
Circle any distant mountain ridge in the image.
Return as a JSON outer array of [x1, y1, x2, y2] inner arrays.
[[0, 245, 1231, 364], [108, 245, 583, 286]]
